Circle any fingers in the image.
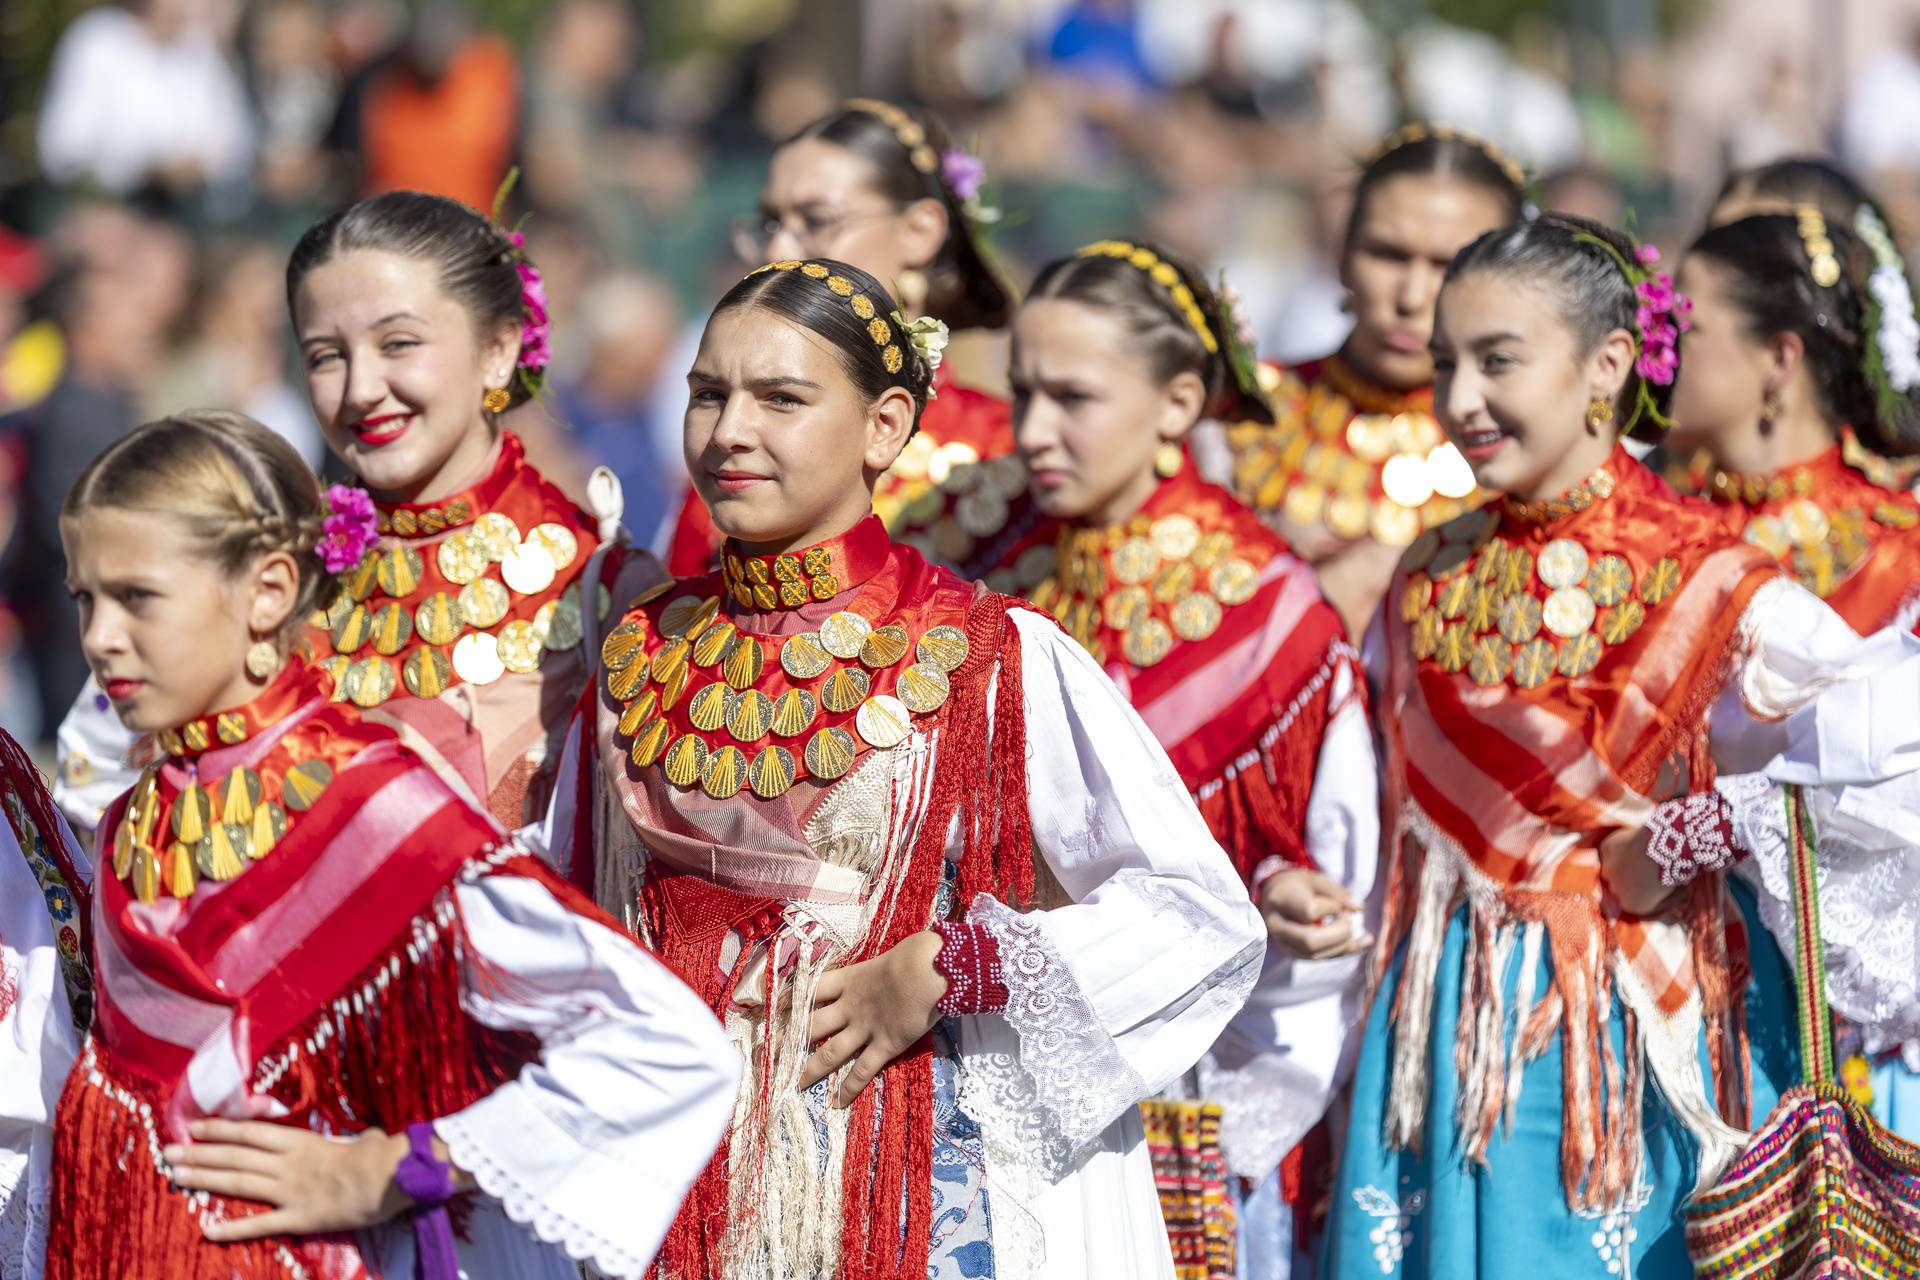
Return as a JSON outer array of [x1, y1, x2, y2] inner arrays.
[[797, 1026, 866, 1092], [834, 1044, 893, 1109], [806, 999, 851, 1047], [167, 1163, 281, 1205], [187, 1118, 300, 1152], [811, 966, 848, 1006], [161, 1142, 284, 1175], [1269, 915, 1370, 961], [203, 1208, 305, 1243]]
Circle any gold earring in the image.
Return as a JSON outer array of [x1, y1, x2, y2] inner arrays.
[[1154, 441, 1184, 478], [483, 387, 512, 414], [1586, 398, 1615, 430], [1760, 389, 1784, 430], [245, 640, 279, 681]]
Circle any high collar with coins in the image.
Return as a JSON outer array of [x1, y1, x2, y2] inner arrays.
[[1397, 448, 1691, 691], [605, 515, 973, 801], [314, 432, 605, 709], [1025, 460, 1266, 669], [1224, 354, 1484, 548], [1702, 436, 1920, 601], [111, 661, 361, 903]]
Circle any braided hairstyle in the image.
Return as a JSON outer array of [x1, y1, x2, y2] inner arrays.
[[63, 411, 339, 644], [712, 259, 937, 435], [1712, 157, 1886, 231], [1347, 125, 1529, 255], [1689, 212, 1920, 455]]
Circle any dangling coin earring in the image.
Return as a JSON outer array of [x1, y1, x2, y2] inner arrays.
[[245, 640, 279, 681], [1759, 388, 1784, 436], [483, 386, 512, 414], [1585, 398, 1615, 433], [1154, 441, 1184, 478]]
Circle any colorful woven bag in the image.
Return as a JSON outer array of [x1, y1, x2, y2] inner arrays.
[[1684, 786, 1920, 1277]]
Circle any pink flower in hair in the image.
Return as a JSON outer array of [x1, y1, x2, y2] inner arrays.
[[506, 231, 552, 376], [941, 148, 987, 203], [1631, 266, 1690, 388], [1635, 243, 1662, 267], [317, 484, 378, 574]]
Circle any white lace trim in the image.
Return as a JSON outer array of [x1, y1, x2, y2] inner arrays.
[[1195, 1049, 1329, 1179], [0, 1146, 46, 1280]]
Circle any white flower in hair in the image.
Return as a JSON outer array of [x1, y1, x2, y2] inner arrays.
[[894, 311, 949, 377]]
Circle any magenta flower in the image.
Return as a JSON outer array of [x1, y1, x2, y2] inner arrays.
[[505, 231, 551, 377], [942, 147, 987, 203], [317, 484, 378, 574], [1635, 243, 1661, 267], [1629, 264, 1689, 387]]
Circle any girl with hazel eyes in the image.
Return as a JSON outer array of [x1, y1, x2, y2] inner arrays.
[[57, 191, 669, 840], [563, 258, 1262, 1280], [1216, 124, 1527, 640], [44, 411, 736, 1280], [664, 98, 1017, 575], [896, 239, 1380, 1279], [1325, 212, 1920, 1278]]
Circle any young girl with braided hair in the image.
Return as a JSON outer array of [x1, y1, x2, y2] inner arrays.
[[45, 410, 735, 1279]]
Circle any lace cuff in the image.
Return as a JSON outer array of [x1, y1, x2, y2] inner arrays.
[[1250, 855, 1290, 895], [1646, 790, 1744, 886], [931, 922, 1007, 1016]]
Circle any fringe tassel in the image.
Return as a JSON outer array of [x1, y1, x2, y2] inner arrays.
[[1384, 843, 1459, 1153]]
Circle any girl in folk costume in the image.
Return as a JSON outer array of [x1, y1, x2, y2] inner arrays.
[[1212, 124, 1526, 639], [894, 240, 1380, 1278], [0, 730, 90, 1280], [567, 259, 1263, 1279], [1327, 213, 1920, 1278], [46, 412, 736, 1279], [666, 99, 1016, 573]]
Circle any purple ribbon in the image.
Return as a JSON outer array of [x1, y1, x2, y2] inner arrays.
[[394, 1122, 459, 1280]]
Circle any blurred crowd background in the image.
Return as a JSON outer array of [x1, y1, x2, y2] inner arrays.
[[3, 0, 1920, 747]]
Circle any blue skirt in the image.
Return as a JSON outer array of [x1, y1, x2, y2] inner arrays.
[[1324, 882, 1799, 1279]]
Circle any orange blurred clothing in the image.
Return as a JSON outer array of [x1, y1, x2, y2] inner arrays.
[[361, 35, 517, 210]]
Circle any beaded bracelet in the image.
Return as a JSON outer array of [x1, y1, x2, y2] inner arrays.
[[1645, 790, 1744, 887]]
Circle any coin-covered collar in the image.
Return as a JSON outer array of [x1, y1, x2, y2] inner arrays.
[[720, 514, 894, 612], [154, 659, 322, 758], [373, 431, 527, 537], [1321, 350, 1433, 415], [1499, 450, 1631, 527]]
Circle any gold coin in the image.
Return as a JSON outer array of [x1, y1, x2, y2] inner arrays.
[[1379, 454, 1434, 509], [221, 768, 261, 826], [607, 654, 649, 700], [1150, 514, 1202, 561], [1467, 635, 1512, 687], [451, 632, 506, 685], [249, 802, 288, 859], [932, 517, 977, 565], [651, 638, 692, 686], [1512, 638, 1557, 689], [1433, 623, 1470, 673], [782, 633, 834, 680], [727, 689, 774, 742], [819, 611, 873, 660], [692, 619, 740, 667], [530, 523, 580, 570], [344, 657, 397, 707], [181, 719, 210, 752], [659, 595, 711, 638], [723, 636, 766, 688], [370, 602, 414, 656], [1542, 587, 1597, 638], [282, 759, 335, 812], [1473, 543, 1504, 586], [916, 625, 971, 671], [1401, 530, 1441, 573], [501, 541, 557, 595], [323, 592, 354, 631], [319, 655, 352, 699], [662, 662, 691, 710], [215, 712, 248, 746], [1586, 554, 1634, 608], [771, 688, 819, 737], [1284, 482, 1327, 528], [855, 694, 912, 749], [1171, 593, 1223, 641], [805, 726, 858, 781], [342, 555, 380, 602], [1442, 508, 1498, 546], [436, 530, 489, 585], [618, 689, 660, 736], [474, 512, 521, 561], [1436, 575, 1473, 620], [821, 667, 872, 714], [802, 546, 832, 576], [129, 845, 160, 903], [199, 823, 249, 881], [1112, 537, 1160, 585], [1371, 501, 1423, 547], [1412, 610, 1444, 660], [1427, 541, 1475, 581], [1743, 515, 1791, 559], [172, 783, 212, 843], [1123, 617, 1174, 667], [1497, 594, 1543, 644], [661, 735, 710, 788], [1209, 559, 1259, 606], [1556, 632, 1603, 678], [601, 620, 649, 671], [459, 578, 512, 629], [1639, 558, 1683, 606], [403, 646, 453, 698], [955, 489, 1009, 538], [1400, 575, 1432, 623], [1497, 546, 1533, 596], [415, 592, 463, 646], [532, 603, 559, 646], [497, 619, 544, 674], [1193, 531, 1236, 570], [701, 745, 747, 799], [859, 624, 912, 669], [1781, 499, 1831, 545], [751, 582, 779, 610], [331, 603, 374, 654], [1345, 413, 1397, 462], [1327, 493, 1371, 539], [1149, 559, 1196, 604], [629, 716, 670, 767], [896, 663, 951, 714], [1460, 584, 1497, 634], [750, 746, 797, 799], [1014, 544, 1058, 590], [544, 584, 585, 651], [744, 558, 770, 585], [1874, 502, 1920, 529], [376, 546, 425, 597], [1600, 598, 1646, 645], [1536, 539, 1590, 590], [1104, 584, 1152, 630]]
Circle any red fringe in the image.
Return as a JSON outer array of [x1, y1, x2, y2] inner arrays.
[[1191, 658, 1338, 886]]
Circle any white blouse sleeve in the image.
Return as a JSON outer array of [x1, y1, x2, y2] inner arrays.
[[54, 678, 142, 840], [1708, 578, 1920, 1052], [1200, 662, 1382, 1178], [434, 874, 740, 1279], [958, 610, 1264, 1178]]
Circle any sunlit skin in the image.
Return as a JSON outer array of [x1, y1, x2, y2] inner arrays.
[[294, 249, 520, 502], [1009, 298, 1203, 526], [1667, 256, 1831, 475], [62, 510, 298, 734], [684, 305, 914, 554], [755, 138, 950, 297]]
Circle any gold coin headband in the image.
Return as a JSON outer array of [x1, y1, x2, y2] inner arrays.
[[750, 259, 911, 375], [1366, 122, 1528, 193], [1075, 240, 1219, 355], [845, 98, 939, 177], [1795, 204, 1843, 289]]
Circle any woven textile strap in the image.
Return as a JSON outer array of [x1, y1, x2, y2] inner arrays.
[[1785, 785, 1834, 1084]]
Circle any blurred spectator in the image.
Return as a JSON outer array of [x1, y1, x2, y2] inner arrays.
[[524, 0, 637, 212], [328, 0, 518, 210], [0, 228, 58, 416], [36, 0, 254, 199], [243, 0, 342, 207]]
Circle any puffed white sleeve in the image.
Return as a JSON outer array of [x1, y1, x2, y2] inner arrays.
[[434, 874, 740, 1279], [956, 610, 1264, 1177], [54, 678, 142, 841], [1200, 660, 1382, 1178], [1708, 577, 1920, 1052]]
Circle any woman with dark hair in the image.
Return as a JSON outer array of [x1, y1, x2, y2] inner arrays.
[[1219, 124, 1528, 639], [1709, 155, 1888, 231], [1326, 213, 1920, 1276], [560, 257, 1263, 1277], [664, 99, 1018, 574]]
